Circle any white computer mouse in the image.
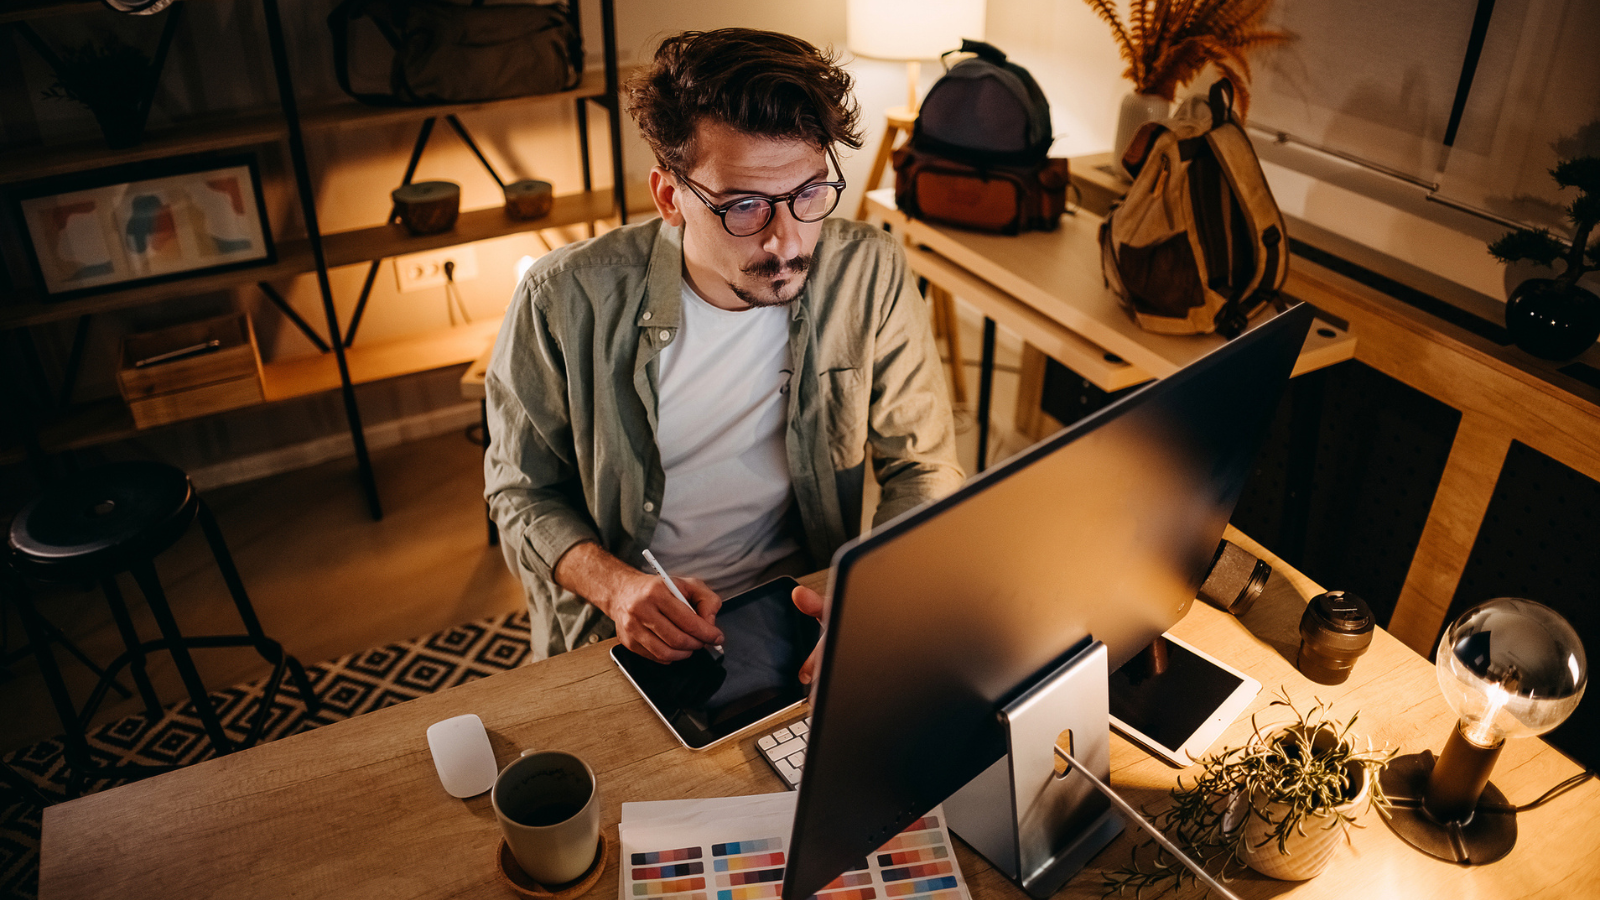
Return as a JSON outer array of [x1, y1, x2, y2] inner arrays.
[[426, 713, 499, 798]]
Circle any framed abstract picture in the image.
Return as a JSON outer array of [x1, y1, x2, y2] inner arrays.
[[13, 154, 274, 299]]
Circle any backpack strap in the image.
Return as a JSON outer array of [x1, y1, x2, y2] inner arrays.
[[1203, 120, 1290, 337], [329, 0, 410, 106], [958, 38, 1006, 63], [1121, 121, 1167, 179], [1208, 78, 1235, 130]]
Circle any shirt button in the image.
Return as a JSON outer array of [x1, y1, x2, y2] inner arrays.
[[587, 634, 599, 644], [659, 330, 671, 341], [643, 501, 655, 512], [642, 311, 652, 320]]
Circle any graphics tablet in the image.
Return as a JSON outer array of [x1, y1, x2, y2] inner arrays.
[[611, 576, 819, 750]]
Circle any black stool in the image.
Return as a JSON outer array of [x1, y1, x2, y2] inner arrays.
[[5, 461, 319, 788]]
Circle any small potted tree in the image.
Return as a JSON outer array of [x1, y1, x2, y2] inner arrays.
[[1489, 156, 1600, 361], [1105, 695, 1393, 895]]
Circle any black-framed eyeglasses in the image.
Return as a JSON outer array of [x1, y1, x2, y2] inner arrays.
[[673, 149, 846, 237]]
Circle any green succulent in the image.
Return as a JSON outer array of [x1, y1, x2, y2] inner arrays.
[[1103, 693, 1393, 899], [1488, 155, 1600, 286]]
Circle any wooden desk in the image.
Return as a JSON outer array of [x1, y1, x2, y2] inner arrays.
[[40, 531, 1598, 900], [863, 188, 1356, 463], [863, 188, 1355, 392]]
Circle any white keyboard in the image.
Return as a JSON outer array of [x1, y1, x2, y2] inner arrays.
[[756, 717, 810, 789]]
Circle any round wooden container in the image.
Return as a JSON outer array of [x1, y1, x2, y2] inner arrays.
[[505, 180, 554, 221], [392, 180, 460, 235]]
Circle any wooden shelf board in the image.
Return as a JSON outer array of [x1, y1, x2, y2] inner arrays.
[[0, 70, 617, 187], [262, 319, 501, 402], [0, 246, 315, 329], [0, 110, 290, 185], [0, 184, 655, 330], [318, 188, 620, 268], [298, 70, 612, 133], [4, 397, 141, 464], [1, 320, 503, 463], [0, 0, 101, 25]]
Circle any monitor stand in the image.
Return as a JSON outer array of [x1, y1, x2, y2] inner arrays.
[[943, 639, 1124, 899]]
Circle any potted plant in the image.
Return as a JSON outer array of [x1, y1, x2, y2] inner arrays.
[[1082, 0, 1289, 176], [1105, 695, 1393, 895], [39, 32, 158, 149], [1488, 156, 1600, 361]]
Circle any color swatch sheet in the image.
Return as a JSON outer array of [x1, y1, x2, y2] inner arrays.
[[619, 793, 971, 900]]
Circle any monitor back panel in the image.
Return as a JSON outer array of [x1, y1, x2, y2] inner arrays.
[[782, 304, 1313, 899]]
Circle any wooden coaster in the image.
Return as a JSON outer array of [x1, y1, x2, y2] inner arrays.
[[496, 833, 609, 899]]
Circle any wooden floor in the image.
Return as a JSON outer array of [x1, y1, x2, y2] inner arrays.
[[1, 306, 1027, 756]]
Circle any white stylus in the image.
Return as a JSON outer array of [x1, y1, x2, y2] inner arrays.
[[641, 549, 724, 660]]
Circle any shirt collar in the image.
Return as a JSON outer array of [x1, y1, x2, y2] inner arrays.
[[637, 220, 818, 327]]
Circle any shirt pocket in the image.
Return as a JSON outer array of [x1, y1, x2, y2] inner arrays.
[[821, 366, 867, 470]]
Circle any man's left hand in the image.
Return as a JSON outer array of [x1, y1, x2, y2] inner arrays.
[[792, 584, 826, 684]]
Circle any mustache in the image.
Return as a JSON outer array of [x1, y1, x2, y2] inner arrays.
[[742, 254, 812, 279]]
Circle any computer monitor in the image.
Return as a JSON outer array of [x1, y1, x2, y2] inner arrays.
[[781, 304, 1314, 900]]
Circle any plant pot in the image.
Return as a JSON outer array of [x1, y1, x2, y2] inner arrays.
[[1112, 92, 1170, 179], [1505, 277, 1600, 361], [1224, 727, 1372, 881], [90, 104, 148, 150]]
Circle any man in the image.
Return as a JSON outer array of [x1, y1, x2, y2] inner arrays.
[[484, 28, 963, 665]]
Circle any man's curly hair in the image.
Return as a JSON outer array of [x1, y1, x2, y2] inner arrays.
[[626, 29, 863, 175]]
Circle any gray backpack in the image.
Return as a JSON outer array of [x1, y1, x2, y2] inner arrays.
[[1099, 80, 1288, 338]]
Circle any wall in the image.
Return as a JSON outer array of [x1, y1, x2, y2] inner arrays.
[[3, 0, 1524, 487]]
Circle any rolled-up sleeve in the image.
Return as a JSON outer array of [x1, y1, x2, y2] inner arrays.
[[484, 275, 600, 583], [864, 236, 965, 524]]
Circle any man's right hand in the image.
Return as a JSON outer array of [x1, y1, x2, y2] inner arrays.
[[554, 542, 724, 663]]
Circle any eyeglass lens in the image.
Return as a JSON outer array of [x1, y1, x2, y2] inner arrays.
[[723, 183, 841, 236]]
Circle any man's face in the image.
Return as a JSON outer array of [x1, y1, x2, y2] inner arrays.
[[652, 121, 830, 311]]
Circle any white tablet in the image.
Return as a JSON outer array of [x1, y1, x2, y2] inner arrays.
[[1108, 632, 1260, 767]]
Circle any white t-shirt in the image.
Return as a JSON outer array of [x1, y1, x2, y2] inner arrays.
[[650, 281, 801, 595]]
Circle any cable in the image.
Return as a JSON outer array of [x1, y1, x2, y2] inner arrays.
[[1515, 770, 1595, 813], [443, 260, 472, 326]]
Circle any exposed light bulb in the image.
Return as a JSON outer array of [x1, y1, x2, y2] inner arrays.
[[515, 255, 536, 281], [1463, 682, 1510, 746], [1435, 598, 1587, 747], [1383, 598, 1586, 864]]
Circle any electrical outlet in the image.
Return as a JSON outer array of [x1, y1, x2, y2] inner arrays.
[[394, 246, 478, 293]]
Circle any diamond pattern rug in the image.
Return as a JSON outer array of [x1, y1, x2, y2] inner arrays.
[[0, 610, 533, 900]]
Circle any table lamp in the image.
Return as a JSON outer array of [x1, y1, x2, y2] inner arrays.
[[1381, 598, 1587, 864], [847, 0, 987, 111]]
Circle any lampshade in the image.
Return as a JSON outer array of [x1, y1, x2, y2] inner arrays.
[[846, 0, 987, 61]]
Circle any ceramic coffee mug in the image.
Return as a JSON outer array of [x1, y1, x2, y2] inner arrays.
[[492, 749, 600, 886]]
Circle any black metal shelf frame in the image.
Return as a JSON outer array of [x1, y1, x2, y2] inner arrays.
[[1, 0, 629, 521]]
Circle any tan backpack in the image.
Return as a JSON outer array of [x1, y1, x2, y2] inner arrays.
[[1099, 80, 1288, 337]]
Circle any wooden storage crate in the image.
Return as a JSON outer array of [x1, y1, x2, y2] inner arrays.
[[117, 315, 265, 429]]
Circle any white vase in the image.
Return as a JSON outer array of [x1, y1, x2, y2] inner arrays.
[[1224, 746, 1372, 881], [1112, 92, 1171, 179]]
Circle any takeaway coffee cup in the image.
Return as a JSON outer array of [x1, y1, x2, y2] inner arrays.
[[492, 749, 601, 886]]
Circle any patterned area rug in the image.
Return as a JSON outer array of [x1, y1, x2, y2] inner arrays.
[[0, 610, 533, 900]]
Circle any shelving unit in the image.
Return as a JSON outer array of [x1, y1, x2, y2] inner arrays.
[[0, 0, 633, 518], [0, 69, 613, 188], [0, 183, 630, 330]]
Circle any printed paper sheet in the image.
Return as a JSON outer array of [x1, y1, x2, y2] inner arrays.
[[619, 793, 971, 900]]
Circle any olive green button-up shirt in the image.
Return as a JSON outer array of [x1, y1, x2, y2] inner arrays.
[[484, 217, 964, 659]]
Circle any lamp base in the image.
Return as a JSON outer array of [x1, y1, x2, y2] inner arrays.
[[1380, 751, 1517, 864]]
